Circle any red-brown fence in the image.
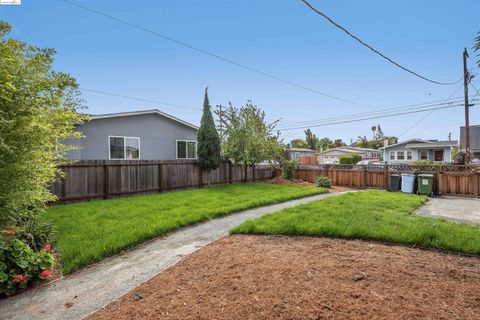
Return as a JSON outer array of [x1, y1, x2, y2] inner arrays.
[[295, 164, 480, 197], [51, 160, 275, 202]]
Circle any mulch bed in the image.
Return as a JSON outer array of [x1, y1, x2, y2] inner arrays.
[[88, 235, 480, 320]]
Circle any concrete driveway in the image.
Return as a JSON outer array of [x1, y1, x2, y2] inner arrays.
[[415, 197, 480, 225]]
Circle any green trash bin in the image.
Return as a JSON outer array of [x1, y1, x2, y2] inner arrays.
[[417, 174, 434, 196]]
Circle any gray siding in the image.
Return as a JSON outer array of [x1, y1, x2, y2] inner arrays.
[[460, 125, 480, 152], [66, 114, 198, 160]]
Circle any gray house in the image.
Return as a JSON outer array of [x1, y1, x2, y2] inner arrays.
[[66, 109, 198, 160], [380, 139, 457, 164]]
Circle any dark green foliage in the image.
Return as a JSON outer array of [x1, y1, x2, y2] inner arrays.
[[282, 160, 297, 180], [339, 154, 362, 164], [315, 176, 332, 188], [197, 88, 221, 171], [0, 229, 55, 296]]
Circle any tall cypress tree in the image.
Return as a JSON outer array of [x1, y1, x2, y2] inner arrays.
[[197, 87, 221, 186]]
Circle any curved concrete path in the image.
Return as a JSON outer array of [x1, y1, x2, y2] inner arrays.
[[0, 191, 353, 320]]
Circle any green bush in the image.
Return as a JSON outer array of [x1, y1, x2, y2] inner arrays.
[[315, 176, 332, 188], [339, 154, 362, 164], [413, 160, 433, 166], [282, 160, 297, 180], [0, 228, 55, 296]]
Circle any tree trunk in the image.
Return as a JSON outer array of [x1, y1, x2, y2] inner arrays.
[[252, 164, 256, 182], [244, 166, 248, 183]]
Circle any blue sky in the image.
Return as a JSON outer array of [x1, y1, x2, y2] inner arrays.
[[1, 0, 479, 144]]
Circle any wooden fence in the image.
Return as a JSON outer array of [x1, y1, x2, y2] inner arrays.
[[295, 164, 480, 197], [51, 160, 275, 202]]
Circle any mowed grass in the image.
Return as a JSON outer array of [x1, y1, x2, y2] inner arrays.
[[45, 183, 327, 274], [231, 190, 480, 255]]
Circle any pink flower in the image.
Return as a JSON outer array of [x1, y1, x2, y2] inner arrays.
[[13, 274, 27, 283], [41, 244, 52, 252], [6, 230, 15, 236], [39, 270, 52, 279]]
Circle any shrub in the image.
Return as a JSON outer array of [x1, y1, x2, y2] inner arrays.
[[315, 176, 332, 188], [413, 160, 433, 166], [0, 228, 55, 296], [339, 154, 362, 164], [282, 160, 297, 180]]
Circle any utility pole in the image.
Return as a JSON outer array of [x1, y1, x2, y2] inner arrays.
[[463, 48, 471, 163]]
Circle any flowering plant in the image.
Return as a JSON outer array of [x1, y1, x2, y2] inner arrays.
[[0, 228, 55, 296]]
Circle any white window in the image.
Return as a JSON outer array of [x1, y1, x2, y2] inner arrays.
[[420, 150, 428, 160], [109, 136, 140, 160], [397, 151, 405, 160], [390, 151, 395, 160], [407, 151, 412, 160], [177, 140, 197, 159]]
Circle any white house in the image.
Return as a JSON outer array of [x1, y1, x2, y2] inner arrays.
[[380, 139, 457, 164], [318, 146, 382, 164]]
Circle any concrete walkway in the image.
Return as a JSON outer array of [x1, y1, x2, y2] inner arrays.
[[415, 196, 480, 225], [0, 191, 351, 320]]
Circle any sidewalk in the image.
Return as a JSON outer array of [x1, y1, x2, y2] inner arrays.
[[0, 191, 352, 320]]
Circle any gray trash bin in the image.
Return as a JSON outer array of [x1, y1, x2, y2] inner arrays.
[[401, 174, 415, 193]]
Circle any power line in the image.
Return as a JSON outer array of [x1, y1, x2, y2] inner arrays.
[[397, 83, 464, 138], [277, 101, 477, 131], [300, 0, 462, 86], [59, 0, 368, 107], [277, 97, 469, 130], [80, 87, 201, 111]]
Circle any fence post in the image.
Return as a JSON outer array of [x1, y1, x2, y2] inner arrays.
[[437, 165, 442, 196], [104, 163, 110, 199], [384, 165, 389, 191], [475, 166, 479, 197], [362, 166, 367, 189], [158, 163, 163, 192], [229, 161, 233, 184], [252, 164, 256, 182]]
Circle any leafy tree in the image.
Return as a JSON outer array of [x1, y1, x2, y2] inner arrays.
[[197, 88, 221, 187], [333, 139, 346, 147], [304, 129, 319, 150], [219, 101, 282, 182], [0, 21, 86, 228], [289, 139, 308, 149]]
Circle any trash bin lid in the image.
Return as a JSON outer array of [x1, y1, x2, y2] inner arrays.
[[417, 174, 434, 178], [391, 174, 401, 177], [401, 173, 415, 177]]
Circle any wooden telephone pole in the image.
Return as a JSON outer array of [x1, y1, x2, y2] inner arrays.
[[463, 48, 471, 163]]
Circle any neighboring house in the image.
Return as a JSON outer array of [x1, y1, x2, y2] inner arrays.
[[65, 109, 198, 160], [318, 146, 382, 164], [460, 125, 480, 159], [380, 139, 458, 164], [286, 148, 316, 161]]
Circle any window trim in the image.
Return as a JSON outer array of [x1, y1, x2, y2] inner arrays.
[[406, 151, 413, 160], [108, 136, 141, 160], [420, 150, 428, 160], [176, 140, 198, 160], [390, 151, 395, 160]]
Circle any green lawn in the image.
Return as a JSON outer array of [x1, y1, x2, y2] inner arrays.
[[45, 183, 327, 274], [231, 191, 480, 255]]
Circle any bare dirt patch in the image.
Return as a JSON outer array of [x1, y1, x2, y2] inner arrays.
[[88, 236, 480, 320], [267, 177, 355, 193]]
